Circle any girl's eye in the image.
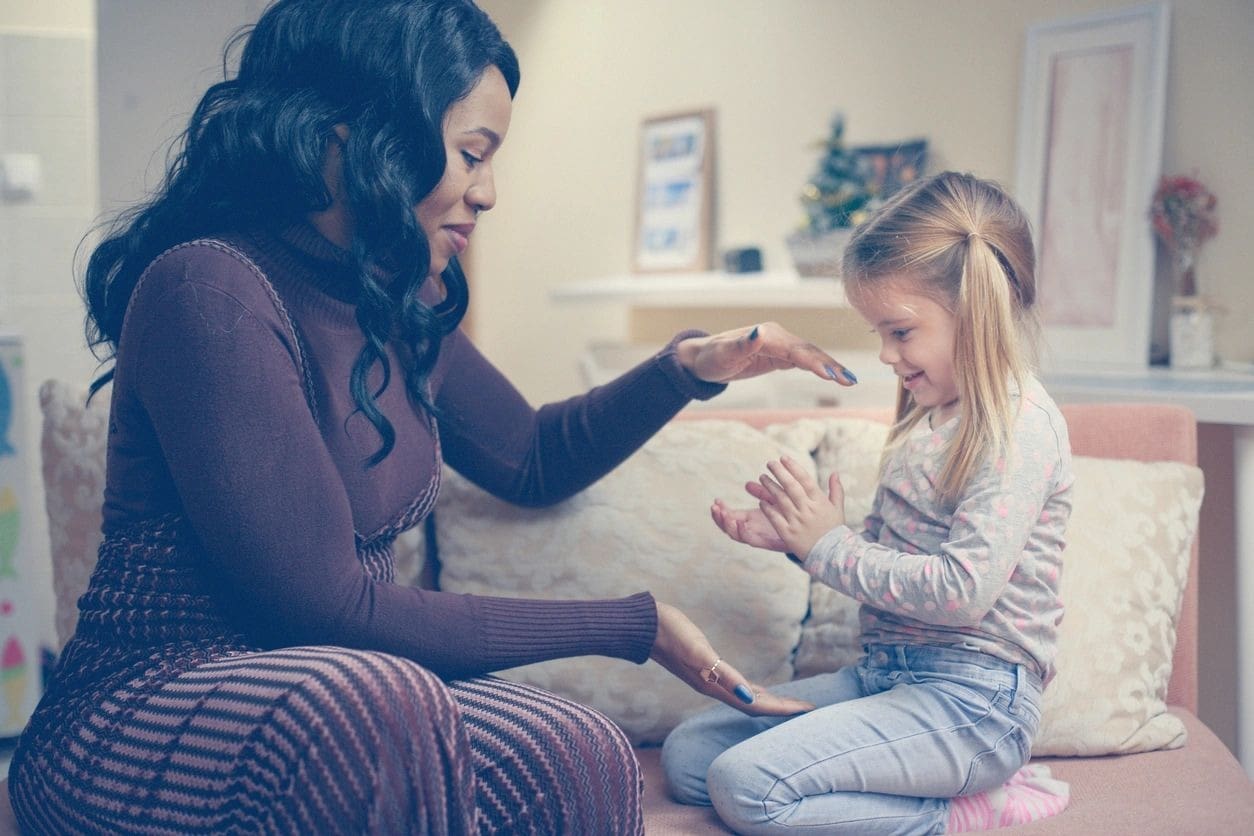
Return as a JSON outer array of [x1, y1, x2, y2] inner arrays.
[[461, 150, 483, 168], [891, 329, 911, 341]]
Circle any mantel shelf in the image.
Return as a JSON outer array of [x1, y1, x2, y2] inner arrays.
[[550, 271, 847, 309]]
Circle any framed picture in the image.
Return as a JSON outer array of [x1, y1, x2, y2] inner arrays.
[[855, 139, 928, 204], [633, 109, 715, 273], [1013, 2, 1169, 370]]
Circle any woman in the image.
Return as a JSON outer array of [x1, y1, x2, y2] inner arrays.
[[9, 1, 853, 833]]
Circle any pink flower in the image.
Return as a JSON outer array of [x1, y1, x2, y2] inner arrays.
[[1150, 174, 1218, 254]]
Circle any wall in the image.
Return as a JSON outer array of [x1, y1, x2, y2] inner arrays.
[[0, 0, 98, 650], [475, 0, 1252, 402], [96, 0, 269, 211]]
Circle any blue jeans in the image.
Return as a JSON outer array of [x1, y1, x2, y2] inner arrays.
[[661, 644, 1043, 835]]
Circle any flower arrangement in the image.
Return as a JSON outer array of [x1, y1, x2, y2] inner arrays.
[[1150, 174, 1218, 297]]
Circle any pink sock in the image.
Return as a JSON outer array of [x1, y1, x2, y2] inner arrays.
[[946, 764, 1070, 832]]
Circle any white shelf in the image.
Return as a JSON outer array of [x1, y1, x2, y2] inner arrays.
[[550, 270, 847, 309], [1042, 365, 1254, 426]]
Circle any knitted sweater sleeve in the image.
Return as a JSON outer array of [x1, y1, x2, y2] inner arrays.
[[122, 244, 681, 678], [433, 328, 726, 505]]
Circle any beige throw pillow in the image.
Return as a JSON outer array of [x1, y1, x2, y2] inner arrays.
[[1033, 455, 1202, 756], [765, 417, 888, 678], [435, 420, 814, 745], [38, 379, 109, 649]]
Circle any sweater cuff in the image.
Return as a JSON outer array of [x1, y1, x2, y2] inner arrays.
[[476, 591, 659, 669], [655, 329, 728, 402]]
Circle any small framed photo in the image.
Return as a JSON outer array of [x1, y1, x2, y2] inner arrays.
[[633, 109, 715, 273], [1014, 2, 1169, 370], [854, 140, 928, 204]]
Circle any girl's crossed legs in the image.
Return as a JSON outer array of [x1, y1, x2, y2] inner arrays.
[[662, 645, 1042, 836]]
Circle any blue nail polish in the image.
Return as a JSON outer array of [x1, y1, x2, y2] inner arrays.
[[843, 368, 858, 384], [749, 326, 760, 341], [824, 365, 839, 380], [734, 684, 755, 704]]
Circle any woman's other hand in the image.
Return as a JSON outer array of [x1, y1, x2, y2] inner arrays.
[[650, 601, 813, 717], [675, 322, 858, 386]]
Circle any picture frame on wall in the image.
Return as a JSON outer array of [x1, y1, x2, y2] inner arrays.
[[633, 109, 715, 273], [855, 140, 928, 205], [1013, 1, 1169, 370]]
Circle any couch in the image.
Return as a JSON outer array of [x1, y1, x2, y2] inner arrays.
[[3, 385, 1253, 834]]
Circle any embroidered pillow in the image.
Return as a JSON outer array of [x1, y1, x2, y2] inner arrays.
[[38, 379, 109, 649], [1032, 455, 1202, 755]]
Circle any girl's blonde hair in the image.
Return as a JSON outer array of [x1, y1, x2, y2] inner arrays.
[[841, 170, 1040, 500]]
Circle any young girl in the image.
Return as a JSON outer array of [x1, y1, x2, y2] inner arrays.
[[662, 171, 1074, 835]]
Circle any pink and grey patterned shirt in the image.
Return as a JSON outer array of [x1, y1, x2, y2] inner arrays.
[[803, 376, 1074, 683]]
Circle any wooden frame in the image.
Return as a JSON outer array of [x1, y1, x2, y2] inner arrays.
[[632, 109, 715, 273], [1014, 2, 1169, 370]]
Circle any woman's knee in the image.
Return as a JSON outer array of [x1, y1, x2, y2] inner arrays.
[[247, 648, 474, 832], [453, 678, 643, 835]]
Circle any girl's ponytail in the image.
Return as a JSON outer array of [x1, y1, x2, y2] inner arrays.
[[946, 232, 1027, 497]]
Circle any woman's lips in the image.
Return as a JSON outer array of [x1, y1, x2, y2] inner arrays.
[[445, 224, 474, 254]]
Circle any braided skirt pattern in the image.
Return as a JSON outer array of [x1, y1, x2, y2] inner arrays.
[[9, 517, 643, 834]]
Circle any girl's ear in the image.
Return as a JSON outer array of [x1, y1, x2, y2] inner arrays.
[[332, 123, 350, 143]]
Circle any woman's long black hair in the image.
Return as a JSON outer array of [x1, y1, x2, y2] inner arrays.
[[83, 0, 519, 464]]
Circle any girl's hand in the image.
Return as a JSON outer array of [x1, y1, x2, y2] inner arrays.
[[756, 456, 847, 558], [650, 601, 813, 717], [710, 498, 790, 552], [675, 322, 857, 386]]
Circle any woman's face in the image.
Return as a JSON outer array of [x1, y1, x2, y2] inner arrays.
[[416, 65, 512, 277]]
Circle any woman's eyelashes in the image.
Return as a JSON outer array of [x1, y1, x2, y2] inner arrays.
[[461, 150, 484, 169]]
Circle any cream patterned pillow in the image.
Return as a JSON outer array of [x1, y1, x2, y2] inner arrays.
[[38, 379, 109, 649], [767, 416, 1203, 757], [764, 417, 888, 678], [1033, 455, 1202, 756], [435, 420, 814, 745]]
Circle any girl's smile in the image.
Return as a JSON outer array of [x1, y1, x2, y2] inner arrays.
[[852, 277, 960, 419]]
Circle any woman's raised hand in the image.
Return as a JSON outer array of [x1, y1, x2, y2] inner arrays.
[[675, 322, 858, 386], [650, 601, 813, 717]]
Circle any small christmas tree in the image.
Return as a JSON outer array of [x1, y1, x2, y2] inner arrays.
[[800, 114, 872, 233]]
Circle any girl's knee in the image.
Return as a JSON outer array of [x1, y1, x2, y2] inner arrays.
[[662, 704, 767, 808], [661, 727, 713, 806], [706, 749, 798, 833]]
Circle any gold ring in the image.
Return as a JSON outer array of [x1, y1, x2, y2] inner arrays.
[[700, 658, 723, 685]]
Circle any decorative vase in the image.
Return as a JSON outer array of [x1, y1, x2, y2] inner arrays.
[[1173, 248, 1197, 297], [1168, 295, 1215, 370], [785, 227, 854, 278]]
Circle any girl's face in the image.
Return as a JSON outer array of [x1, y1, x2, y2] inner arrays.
[[853, 276, 960, 422], [415, 65, 513, 277]]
